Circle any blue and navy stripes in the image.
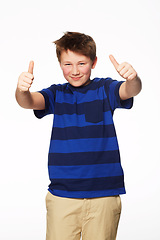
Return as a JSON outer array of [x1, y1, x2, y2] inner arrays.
[[34, 77, 133, 198]]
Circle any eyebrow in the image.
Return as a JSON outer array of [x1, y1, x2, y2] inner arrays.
[[63, 60, 87, 64]]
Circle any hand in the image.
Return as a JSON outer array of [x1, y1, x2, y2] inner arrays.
[[109, 55, 137, 81], [17, 61, 34, 92]]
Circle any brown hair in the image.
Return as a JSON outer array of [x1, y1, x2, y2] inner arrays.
[[53, 32, 96, 62]]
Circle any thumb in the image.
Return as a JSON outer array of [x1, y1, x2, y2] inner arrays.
[[28, 60, 34, 74], [109, 55, 119, 70]]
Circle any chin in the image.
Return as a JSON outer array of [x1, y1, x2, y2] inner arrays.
[[69, 79, 91, 87], [69, 81, 85, 87]]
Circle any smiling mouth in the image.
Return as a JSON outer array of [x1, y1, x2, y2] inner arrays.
[[71, 76, 82, 81]]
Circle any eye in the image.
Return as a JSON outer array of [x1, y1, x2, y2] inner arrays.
[[64, 63, 71, 66], [79, 62, 85, 66]]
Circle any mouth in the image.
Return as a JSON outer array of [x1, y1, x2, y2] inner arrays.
[[71, 76, 82, 81]]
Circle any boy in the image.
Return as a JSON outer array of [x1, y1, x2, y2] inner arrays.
[[16, 32, 142, 240]]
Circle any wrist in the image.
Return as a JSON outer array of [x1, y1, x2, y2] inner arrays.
[[16, 86, 30, 94]]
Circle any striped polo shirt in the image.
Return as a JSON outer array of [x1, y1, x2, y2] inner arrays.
[[34, 77, 133, 198]]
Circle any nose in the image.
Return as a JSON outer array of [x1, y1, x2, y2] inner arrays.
[[72, 65, 80, 75]]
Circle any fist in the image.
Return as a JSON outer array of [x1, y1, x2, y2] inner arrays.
[[109, 55, 137, 81], [17, 61, 34, 92]]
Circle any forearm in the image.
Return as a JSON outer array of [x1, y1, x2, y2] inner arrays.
[[125, 76, 142, 97], [15, 88, 34, 109], [120, 76, 142, 100]]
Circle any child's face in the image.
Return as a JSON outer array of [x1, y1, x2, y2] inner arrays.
[[60, 50, 97, 87]]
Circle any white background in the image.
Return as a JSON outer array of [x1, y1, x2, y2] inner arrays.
[[0, 0, 160, 239]]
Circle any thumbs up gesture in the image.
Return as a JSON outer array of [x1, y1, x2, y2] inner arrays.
[[17, 61, 34, 92], [109, 55, 137, 81]]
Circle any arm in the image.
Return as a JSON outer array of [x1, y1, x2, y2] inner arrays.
[[119, 75, 142, 100], [109, 55, 142, 100], [15, 61, 45, 110], [15, 89, 45, 110]]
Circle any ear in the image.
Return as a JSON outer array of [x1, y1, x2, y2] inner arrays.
[[92, 57, 97, 69]]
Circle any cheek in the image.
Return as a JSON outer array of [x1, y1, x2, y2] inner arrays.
[[81, 66, 91, 75], [62, 67, 70, 76]]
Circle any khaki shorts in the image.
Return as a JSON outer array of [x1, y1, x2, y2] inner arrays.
[[46, 191, 121, 240]]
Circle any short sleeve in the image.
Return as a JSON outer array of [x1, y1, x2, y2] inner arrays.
[[34, 84, 56, 119], [104, 78, 133, 112]]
